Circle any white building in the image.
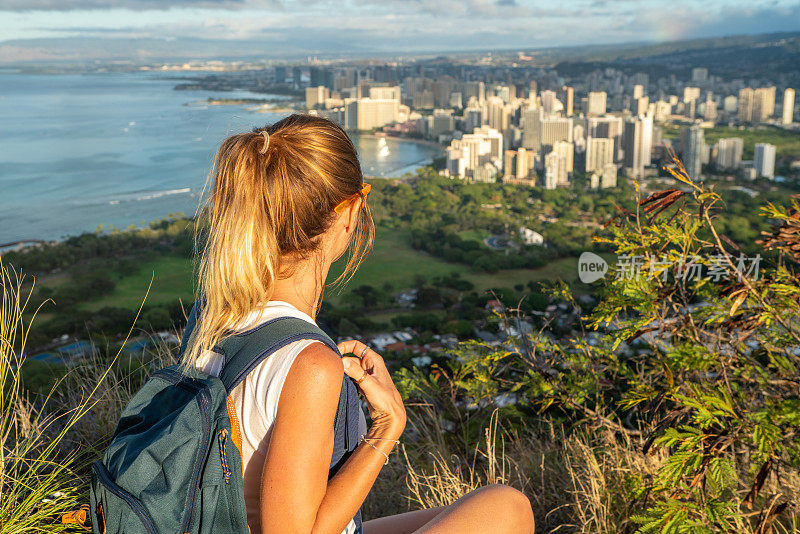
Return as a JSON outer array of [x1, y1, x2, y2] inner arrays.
[[587, 91, 607, 116], [783, 88, 795, 125], [344, 98, 399, 130], [544, 151, 567, 189], [754, 143, 776, 179], [305, 86, 330, 108], [445, 127, 504, 181], [519, 227, 544, 246], [682, 124, 705, 180], [715, 138, 743, 171], [586, 137, 615, 173]]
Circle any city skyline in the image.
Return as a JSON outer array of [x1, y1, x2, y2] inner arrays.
[[1, 0, 799, 63]]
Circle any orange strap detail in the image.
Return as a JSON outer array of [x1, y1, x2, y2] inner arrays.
[[61, 504, 91, 530], [226, 395, 244, 468]]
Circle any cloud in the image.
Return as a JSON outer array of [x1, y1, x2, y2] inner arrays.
[[1, 0, 798, 60], [0, 0, 277, 10]]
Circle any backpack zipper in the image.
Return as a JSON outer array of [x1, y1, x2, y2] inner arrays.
[[153, 368, 214, 534], [181, 387, 213, 534], [93, 462, 158, 534]]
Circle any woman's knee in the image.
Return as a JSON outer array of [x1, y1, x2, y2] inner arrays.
[[478, 484, 534, 529]]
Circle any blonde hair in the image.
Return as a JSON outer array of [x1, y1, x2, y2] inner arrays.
[[183, 114, 374, 368]]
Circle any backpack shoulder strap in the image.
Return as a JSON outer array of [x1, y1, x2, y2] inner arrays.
[[217, 316, 341, 392], [215, 315, 349, 446]]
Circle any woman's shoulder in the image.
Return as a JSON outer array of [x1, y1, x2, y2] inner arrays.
[[274, 342, 344, 417]]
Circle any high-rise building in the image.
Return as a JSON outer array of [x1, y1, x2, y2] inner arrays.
[[683, 87, 701, 104], [600, 163, 618, 188], [563, 86, 574, 116], [622, 115, 653, 179], [522, 108, 573, 151], [633, 96, 649, 116], [783, 88, 795, 125], [587, 92, 607, 116], [544, 152, 567, 189], [540, 90, 558, 113], [429, 109, 455, 138], [503, 148, 534, 181], [464, 106, 483, 133], [723, 95, 738, 114], [754, 143, 776, 179], [633, 84, 644, 100], [292, 66, 303, 89], [703, 94, 718, 122], [738, 88, 755, 123], [682, 124, 705, 180], [445, 127, 504, 180], [551, 141, 574, 177], [369, 86, 402, 101], [344, 98, 399, 130], [305, 86, 330, 109], [715, 138, 743, 171], [753, 87, 776, 122], [654, 100, 672, 122], [486, 96, 511, 132], [586, 137, 615, 173], [588, 116, 624, 161]]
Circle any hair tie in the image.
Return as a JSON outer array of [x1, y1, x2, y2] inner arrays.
[[259, 131, 270, 155]]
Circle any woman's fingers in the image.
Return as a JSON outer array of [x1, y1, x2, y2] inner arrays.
[[337, 339, 367, 357], [338, 339, 388, 376]]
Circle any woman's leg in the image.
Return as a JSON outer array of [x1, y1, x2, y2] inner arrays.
[[363, 484, 534, 534]]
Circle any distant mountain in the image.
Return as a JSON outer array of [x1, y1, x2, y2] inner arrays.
[[2, 31, 799, 80], [550, 32, 800, 81]]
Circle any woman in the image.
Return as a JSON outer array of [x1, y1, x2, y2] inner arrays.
[[182, 114, 534, 534]]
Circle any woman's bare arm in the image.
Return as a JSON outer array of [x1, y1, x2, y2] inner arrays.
[[260, 341, 405, 534]]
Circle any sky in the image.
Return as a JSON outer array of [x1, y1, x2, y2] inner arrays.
[[1, 0, 799, 61]]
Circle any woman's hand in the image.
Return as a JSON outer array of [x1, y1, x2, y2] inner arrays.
[[337, 340, 406, 440]]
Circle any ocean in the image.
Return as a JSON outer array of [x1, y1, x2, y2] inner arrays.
[[0, 71, 442, 244]]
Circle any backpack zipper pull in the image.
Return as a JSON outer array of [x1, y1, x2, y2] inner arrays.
[[218, 429, 232, 484]]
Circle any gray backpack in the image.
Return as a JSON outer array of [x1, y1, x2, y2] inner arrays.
[[90, 302, 363, 533]]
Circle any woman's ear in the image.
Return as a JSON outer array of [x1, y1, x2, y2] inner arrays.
[[344, 197, 362, 233]]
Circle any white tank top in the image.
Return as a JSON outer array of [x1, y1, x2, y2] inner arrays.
[[194, 300, 365, 534]]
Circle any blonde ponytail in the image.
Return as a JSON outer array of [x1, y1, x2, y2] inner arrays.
[[183, 115, 373, 369]]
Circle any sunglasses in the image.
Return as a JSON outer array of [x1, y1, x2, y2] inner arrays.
[[334, 182, 371, 214]]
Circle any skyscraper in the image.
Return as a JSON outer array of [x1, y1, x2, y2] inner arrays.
[[783, 88, 795, 125], [633, 96, 649, 116], [682, 124, 705, 180], [754, 143, 776, 179], [305, 86, 330, 108], [446, 127, 504, 181], [544, 152, 567, 189], [587, 92, 607, 116], [563, 86, 574, 116], [623, 115, 653, 179], [715, 138, 743, 171], [738, 88, 754, 123], [540, 90, 558, 113], [588, 116, 624, 161], [522, 108, 572, 152], [344, 98, 399, 130], [551, 140, 574, 177], [683, 87, 701, 104], [753, 87, 776, 122], [586, 137, 615, 174], [703, 94, 717, 122]]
